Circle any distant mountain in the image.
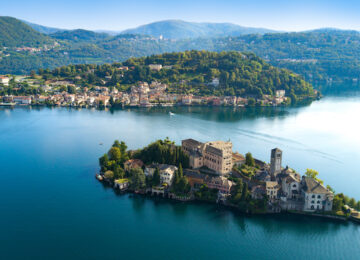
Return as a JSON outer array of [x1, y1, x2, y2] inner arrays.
[[50, 29, 111, 43], [21, 19, 64, 34], [121, 20, 278, 39], [0, 16, 53, 47]]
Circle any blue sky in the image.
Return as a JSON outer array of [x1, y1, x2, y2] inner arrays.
[[1, 0, 359, 31]]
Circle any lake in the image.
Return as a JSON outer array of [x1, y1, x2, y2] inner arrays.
[[1, 91, 360, 259]]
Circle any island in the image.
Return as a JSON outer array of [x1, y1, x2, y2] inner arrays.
[[96, 138, 360, 223], [0, 51, 319, 108]]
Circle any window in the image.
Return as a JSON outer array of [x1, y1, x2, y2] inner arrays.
[[317, 195, 321, 199], [311, 200, 314, 204], [312, 195, 315, 198]]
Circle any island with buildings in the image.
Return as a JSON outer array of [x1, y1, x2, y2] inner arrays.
[[96, 138, 360, 223]]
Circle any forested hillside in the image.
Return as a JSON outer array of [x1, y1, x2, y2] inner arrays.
[[0, 16, 53, 47], [1, 16, 360, 87], [38, 50, 314, 98]]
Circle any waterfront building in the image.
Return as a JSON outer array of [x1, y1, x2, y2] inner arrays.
[[144, 164, 158, 177], [0, 76, 10, 86], [276, 90, 286, 98], [270, 148, 282, 179], [184, 170, 206, 191], [205, 176, 234, 195], [265, 181, 280, 202], [159, 164, 178, 185], [124, 159, 144, 172], [114, 179, 129, 191], [301, 176, 333, 212], [13, 96, 32, 104], [182, 139, 233, 175], [281, 169, 301, 200]]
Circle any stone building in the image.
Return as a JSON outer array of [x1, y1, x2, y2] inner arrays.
[[270, 148, 282, 179], [181, 139, 233, 175], [301, 176, 333, 212]]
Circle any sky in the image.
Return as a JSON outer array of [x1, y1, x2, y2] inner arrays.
[[1, 0, 359, 32]]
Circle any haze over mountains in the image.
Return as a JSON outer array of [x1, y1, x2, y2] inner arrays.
[[1, 15, 360, 87]]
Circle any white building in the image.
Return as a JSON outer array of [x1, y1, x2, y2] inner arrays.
[[148, 64, 162, 71], [0, 76, 10, 86], [159, 164, 178, 185], [211, 78, 219, 87], [276, 90, 286, 98], [301, 176, 333, 212], [13, 96, 32, 105]]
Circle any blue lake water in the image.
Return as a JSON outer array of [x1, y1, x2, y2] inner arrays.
[[1, 92, 360, 259]]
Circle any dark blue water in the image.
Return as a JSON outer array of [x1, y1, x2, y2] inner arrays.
[[1, 94, 360, 259]]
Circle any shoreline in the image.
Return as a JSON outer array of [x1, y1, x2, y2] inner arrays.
[[97, 175, 360, 225]]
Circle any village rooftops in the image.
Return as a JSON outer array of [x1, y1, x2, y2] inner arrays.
[[302, 176, 332, 195]]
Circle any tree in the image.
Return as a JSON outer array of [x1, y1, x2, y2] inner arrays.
[[99, 154, 109, 171], [304, 169, 323, 184], [67, 85, 76, 94], [104, 170, 114, 180], [245, 152, 255, 167], [108, 147, 121, 162], [247, 98, 256, 106], [130, 167, 146, 190], [152, 168, 160, 186], [114, 165, 125, 179]]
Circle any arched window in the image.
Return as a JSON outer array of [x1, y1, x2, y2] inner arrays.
[[312, 195, 315, 198], [317, 195, 321, 199]]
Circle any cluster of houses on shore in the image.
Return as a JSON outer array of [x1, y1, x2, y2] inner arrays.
[[104, 137, 335, 213], [0, 77, 289, 107]]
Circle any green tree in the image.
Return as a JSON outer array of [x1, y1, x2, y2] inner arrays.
[[247, 98, 256, 106], [130, 167, 146, 190], [104, 170, 114, 180], [108, 147, 121, 162], [245, 152, 255, 167], [99, 154, 109, 171], [152, 168, 160, 186], [67, 85, 76, 94], [305, 169, 323, 184]]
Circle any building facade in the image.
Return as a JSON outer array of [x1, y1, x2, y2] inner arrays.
[[181, 139, 233, 175], [301, 176, 333, 212]]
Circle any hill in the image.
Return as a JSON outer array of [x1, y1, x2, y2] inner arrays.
[[50, 29, 111, 43], [0, 16, 53, 47], [1, 17, 360, 87], [121, 20, 278, 39], [21, 19, 64, 34], [39, 50, 314, 100]]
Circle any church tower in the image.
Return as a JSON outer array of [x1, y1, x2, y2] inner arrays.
[[270, 148, 282, 180]]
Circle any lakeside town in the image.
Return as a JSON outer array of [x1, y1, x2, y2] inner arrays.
[[96, 138, 360, 223], [0, 73, 298, 108]]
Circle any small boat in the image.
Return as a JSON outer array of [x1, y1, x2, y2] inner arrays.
[[95, 174, 103, 181], [99, 142, 103, 145], [169, 112, 175, 116]]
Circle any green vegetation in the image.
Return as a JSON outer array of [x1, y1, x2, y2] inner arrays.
[[194, 184, 218, 202], [132, 138, 189, 168], [305, 169, 323, 184], [1, 16, 360, 87], [35, 51, 314, 99], [0, 16, 53, 47], [229, 178, 267, 213], [171, 164, 191, 195]]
